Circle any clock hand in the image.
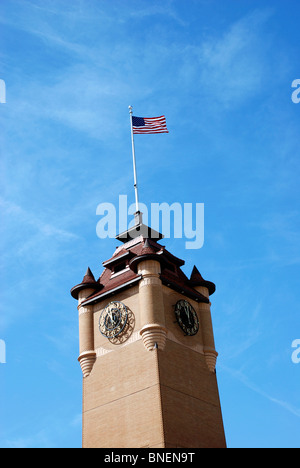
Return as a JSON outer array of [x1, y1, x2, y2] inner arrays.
[[106, 310, 114, 327], [109, 308, 118, 326], [184, 303, 192, 326]]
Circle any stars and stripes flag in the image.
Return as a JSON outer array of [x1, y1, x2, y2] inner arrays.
[[132, 115, 169, 134]]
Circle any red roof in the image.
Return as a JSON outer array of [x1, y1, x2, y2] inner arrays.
[[71, 237, 214, 305]]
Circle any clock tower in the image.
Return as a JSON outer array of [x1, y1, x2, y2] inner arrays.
[[71, 216, 226, 448]]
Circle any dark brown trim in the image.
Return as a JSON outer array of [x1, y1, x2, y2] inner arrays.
[[160, 275, 209, 304], [81, 276, 142, 306]]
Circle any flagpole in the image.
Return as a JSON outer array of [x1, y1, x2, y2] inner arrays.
[[128, 105, 140, 218]]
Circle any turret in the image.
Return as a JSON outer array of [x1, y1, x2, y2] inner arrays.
[[190, 265, 217, 372], [129, 239, 167, 351], [71, 267, 102, 377]]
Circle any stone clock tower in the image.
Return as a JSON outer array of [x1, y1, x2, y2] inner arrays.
[[71, 216, 226, 448]]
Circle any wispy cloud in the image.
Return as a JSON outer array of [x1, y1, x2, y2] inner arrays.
[[248, 210, 300, 268], [1, 3, 277, 140], [197, 9, 274, 107], [222, 364, 300, 418], [3, 411, 81, 448], [0, 197, 79, 247], [0, 197, 80, 327], [128, 1, 188, 26]]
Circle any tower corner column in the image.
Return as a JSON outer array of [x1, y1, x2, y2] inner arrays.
[[77, 289, 96, 378], [197, 286, 218, 372], [137, 259, 167, 352]]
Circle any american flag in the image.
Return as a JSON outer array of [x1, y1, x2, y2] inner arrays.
[[132, 115, 169, 134]]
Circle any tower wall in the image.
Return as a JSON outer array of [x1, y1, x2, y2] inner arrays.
[[82, 340, 165, 448], [72, 238, 226, 448], [80, 280, 225, 448], [157, 342, 226, 448]]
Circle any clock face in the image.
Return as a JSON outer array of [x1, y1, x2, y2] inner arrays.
[[174, 300, 199, 336], [99, 301, 128, 338]]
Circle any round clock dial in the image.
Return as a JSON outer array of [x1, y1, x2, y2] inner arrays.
[[99, 301, 128, 338], [174, 299, 199, 336]]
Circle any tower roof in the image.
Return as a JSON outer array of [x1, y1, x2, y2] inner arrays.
[[116, 221, 164, 243], [72, 237, 210, 306], [190, 265, 216, 295], [115, 211, 164, 243], [70, 267, 102, 299], [128, 238, 165, 272], [82, 267, 96, 283]]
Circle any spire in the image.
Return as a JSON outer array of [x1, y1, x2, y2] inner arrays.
[[82, 267, 96, 284], [190, 266, 216, 295], [190, 266, 205, 283], [70, 266, 102, 299], [140, 238, 157, 255]]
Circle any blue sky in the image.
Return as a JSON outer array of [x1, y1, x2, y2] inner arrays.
[[0, 0, 300, 448]]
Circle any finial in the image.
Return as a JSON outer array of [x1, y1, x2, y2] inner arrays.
[[134, 211, 143, 226]]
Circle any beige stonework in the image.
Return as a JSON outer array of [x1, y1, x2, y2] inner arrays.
[[78, 351, 96, 378], [82, 341, 165, 448], [137, 259, 167, 352], [74, 240, 226, 448], [140, 324, 168, 351], [78, 292, 96, 378]]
